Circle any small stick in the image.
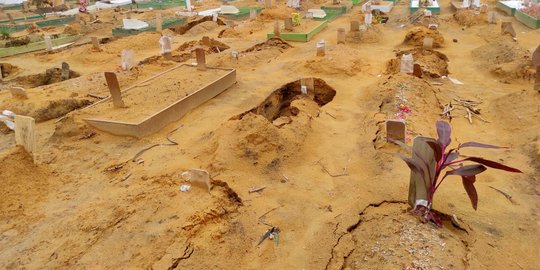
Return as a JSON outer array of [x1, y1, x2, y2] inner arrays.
[[489, 186, 515, 204], [317, 157, 350, 177], [470, 112, 490, 123], [87, 93, 107, 99], [249, 186, 266, 193], [258, 206, 281, 227], [465, 109, 473, 124]]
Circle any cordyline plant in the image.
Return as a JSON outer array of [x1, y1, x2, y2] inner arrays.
[[401, 121, 522, 227]]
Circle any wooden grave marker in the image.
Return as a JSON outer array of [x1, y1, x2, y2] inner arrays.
[[156, 13, 163, 33], [284, 18, 293, 31], [15, 115, 36, 160], [61, 62, 70, 80], [337, 28, 346, 44], [386, 119, 406, 143], [104, 72, 126, 108], [195, 48, 206, 71]]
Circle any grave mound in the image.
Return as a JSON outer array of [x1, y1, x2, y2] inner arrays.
[[403, 26, 444, 48], [385, 48, 449, 78], [303, 45, 365, 76]]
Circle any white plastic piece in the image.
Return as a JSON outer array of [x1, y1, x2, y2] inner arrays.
[[44, 36, 53, 51], [159, 35, 172, 54], [121, 49, 135, 71], [364, 13, 373, 25], [301, 85, 307, 95], [415, 199, 429, 208], [180, 185, 191, 192], [448, 77, 464, 85], [212, 12, 218, 22], [2, 110, 16, 118]]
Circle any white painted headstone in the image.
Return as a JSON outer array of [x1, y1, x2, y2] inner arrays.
[[186, 0, 192, 11], [400, 54, 414, 73], [472, 0, 480, 7], [159, 35, 172, 54], [44, 35, 53, 51], [121, 49, 135, 70], [212, 12, 218, 22], [15, 115, 36, 159], [462, 0, 469, 8], [364, 13, 372, 26]]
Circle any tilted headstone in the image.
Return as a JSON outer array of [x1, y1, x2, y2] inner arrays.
[[265, 0, 272, 8], [501, 22, 516, 38], [195, 48, 206, 71], [15, 115, 36, 160], [386, 119, 406, 143], [104, 72, 126, 108], [350, 20, 360, 31], [156, 13, 163, 32], [250, 9, 257, 19], [212, 12, 218, 22], [479, 4, 488, 13], [364, 13, 372, 26], [186, 0, 192, 11], [120, 49, 135, 70], [284, 18, 293, 31], [337, 28, 346, 44], [44, 35, 53, 51], [61, 62, 70, 80]]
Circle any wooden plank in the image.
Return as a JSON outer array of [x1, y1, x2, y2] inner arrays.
[[15, 115, 36, 159], [408, 136, 436, 208], [104, 72, 126, 108]]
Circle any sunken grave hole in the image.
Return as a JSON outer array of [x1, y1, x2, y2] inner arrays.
[[234, 78, 336, 121]]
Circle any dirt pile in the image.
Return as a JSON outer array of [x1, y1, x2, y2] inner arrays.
[[258, 6, 297, 20], [472, 38, 534, 80], [140, 38, 230, 64], [403, 26, 444, 48], [304, 45, 366, 76], [373, 73, 443, 148], [0, 146, 56, 236], [386, 48, 449, 78], [0, 63, 19, 78], [174, 16, 225, 35], [346, 25, 382, 43], [453, 9, 487, 27], [203, 79, 336, 173], [327, 202, 470, 269], [212, 37, 292, 67]]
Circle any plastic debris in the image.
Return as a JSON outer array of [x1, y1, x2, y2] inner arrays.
[[257, 227, 280, 246], [180, 185, 191, 192], [1, 110, 16, 130]]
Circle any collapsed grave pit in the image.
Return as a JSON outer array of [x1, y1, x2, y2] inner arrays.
[[233, 78, 336, 122], [8, 67, 81, 88]]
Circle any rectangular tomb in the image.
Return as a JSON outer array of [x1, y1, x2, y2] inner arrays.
[[410, 0, 441, 14], [83, 64, 236, 138], [514, 9, 540, 29], [267, 19, 328, 42]]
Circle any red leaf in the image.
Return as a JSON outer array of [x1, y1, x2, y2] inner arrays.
[[426, 141, 443, 162], [436, 121, 451, 147], [460, 157, 522, 173], [462, 176, 478, 210], [460, 141, 507, 149], [446, 164, 487, 176]]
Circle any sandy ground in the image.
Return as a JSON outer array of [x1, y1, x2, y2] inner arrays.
[[0, 0, 539, 269]]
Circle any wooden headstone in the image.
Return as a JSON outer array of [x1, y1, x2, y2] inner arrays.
[[413, 64, 423, 78], [126, 11, 132, 19], [195, 48, 206, 71], [91, 36, 100, 50], [501, 22, 516, 38], [533, 45, 540, 92], [284, 18, 293, 31], [273, 21, 280, 37], [202, 36, 211, 46], [15, 115, 36, 159], [479, 4, 488, 13], [423, 37, 433, 50], [10, 87, 28, 99], [61, 62, 70, 80], [337, 28, 346, 44], [7, 13, 14, 25], [350, 20, 360, 31], [386, 119, 406, 143], [265, 0, 272, 8], [104, 72, 126, 108], [156, 13, 163, 33]]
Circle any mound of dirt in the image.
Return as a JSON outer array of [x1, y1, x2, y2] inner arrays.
[[204, 79, 336, 173], [211, 37, 292, 67], [258, 6, 297, 20], [0, 146, 55, 235], [174, 16, 226, 35], [10, 68, 81, 88], [453, 9, 487, 27], [472, 38, 534, 80], [327, 202, 471, 269], [346, 25, 382, 43], [140, 38, 230, 64], [304, 45, 365, 76], [386, 48, 449, 78], [373, 73, 444, 148], [218, 28, 242, 38], [403, 26, 444, 48], [4, 36, 30, 48]]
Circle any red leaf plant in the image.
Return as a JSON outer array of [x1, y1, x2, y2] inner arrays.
[[400, 121, 522, 227]]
